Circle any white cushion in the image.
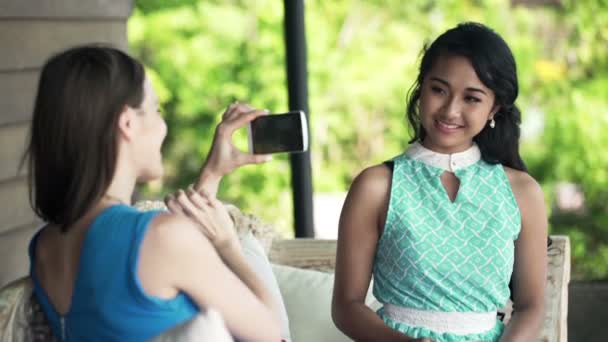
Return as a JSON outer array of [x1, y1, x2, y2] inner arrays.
[[240, 232, 291, 341], [152, 308, 232, 342], [272, 264, 380, 342]]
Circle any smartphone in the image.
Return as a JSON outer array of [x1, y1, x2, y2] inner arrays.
[[247, 110, 309, 154]]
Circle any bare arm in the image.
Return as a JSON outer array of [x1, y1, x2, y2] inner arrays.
[[332, 165, 420, 342], [155, 103, 280, 340], [171, 188, 281, 327], [139, 214, 281, 342], [219, 243, 281, 313], [500, 169, 548, 341]]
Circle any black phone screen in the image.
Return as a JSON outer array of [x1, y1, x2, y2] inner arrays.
[[250, 112, 305, 154]]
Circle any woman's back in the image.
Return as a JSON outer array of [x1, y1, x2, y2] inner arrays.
[[30, 204, 198, 341]]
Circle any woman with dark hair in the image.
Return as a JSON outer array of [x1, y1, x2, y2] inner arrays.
[[332, 22, 547, 341], [25, 45, 281, 341]]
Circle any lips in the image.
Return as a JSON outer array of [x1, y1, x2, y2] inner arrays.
[[435, 119, 463, 133]]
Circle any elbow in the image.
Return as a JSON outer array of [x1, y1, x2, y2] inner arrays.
[[331, 304, 342, 331], [517, 298, 545, 319], [331, 298, 350, 335], [512, 300, 545, 333]]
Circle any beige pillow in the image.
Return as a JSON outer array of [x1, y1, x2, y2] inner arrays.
[[240, 231, 291, 341], [272, 264, 380, 342]]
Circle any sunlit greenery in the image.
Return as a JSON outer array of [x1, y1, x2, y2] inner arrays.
[[129, 0, 608, 280]]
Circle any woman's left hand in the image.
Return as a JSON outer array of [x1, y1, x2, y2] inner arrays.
[[195, 103, 272, 196]]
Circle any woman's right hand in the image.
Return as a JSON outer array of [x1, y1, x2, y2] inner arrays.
[[165, 186, 240, 255]]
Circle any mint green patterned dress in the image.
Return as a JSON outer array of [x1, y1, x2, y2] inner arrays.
[[373, 151, 521, 342]]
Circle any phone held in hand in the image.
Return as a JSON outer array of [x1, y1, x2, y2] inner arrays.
[[247, 110, 309, 154]]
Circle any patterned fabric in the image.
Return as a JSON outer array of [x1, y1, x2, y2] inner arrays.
[[0, 277, 55, 342], [134, 201, 279, 253], [373, 150, 521, 342]]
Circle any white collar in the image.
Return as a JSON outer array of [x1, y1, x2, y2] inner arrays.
[[405, 141, 481, 172]]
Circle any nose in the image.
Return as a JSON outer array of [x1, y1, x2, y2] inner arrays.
[[441, 96, 462, 120]]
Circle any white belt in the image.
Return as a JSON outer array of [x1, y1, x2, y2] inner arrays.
[[383, 304, 496, 335]]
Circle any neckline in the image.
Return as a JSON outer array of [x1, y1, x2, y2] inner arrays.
[[405, 141, 481, 172]]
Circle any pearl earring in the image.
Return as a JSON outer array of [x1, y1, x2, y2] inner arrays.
[[489, 118, 496, 129]]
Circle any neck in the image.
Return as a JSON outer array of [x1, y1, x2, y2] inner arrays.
[[104, 168, 136, 206], [420, 138, 474, 154], [406, 141, 481, 172]]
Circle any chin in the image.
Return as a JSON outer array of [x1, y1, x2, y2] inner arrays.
[[138, 167, 164, 183]]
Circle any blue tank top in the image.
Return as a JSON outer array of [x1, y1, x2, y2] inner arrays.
[[29, 204, 199, 341]]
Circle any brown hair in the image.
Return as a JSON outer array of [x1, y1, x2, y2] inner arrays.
[[23, 45, 145, 232]]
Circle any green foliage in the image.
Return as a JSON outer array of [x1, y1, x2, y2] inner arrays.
[[130, 0, 608, 279], [129, 1, 294, 234]]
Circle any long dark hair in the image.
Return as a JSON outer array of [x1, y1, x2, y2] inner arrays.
[[23, 45, 145, 232], [406, 22, 527, 172]]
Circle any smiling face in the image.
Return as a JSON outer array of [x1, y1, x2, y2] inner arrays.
[[418, 54, 498, 154]]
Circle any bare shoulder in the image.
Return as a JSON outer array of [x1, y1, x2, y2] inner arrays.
[[145, 212, 214, 256], [503, 167, 544, 203], [343, 163, 393, 231], [137, 212, 221, 298], [503, 167, 546, 224], [350, 163, 392, 196]]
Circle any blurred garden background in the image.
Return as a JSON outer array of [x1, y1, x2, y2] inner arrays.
[[128, 0, 607, 281]]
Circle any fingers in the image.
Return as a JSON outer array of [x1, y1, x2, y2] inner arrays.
[[227, 108, 268, 129], [197, 188, 221, 209], [164, 194, 184, 215], [195, 190, 236, 228], [251, 154, 272, 164], [210, 103, 272, 173], [167, 186, 224, 215], [219, 103, 268, 136], [174, 190, 199, 216], [236, 152, 272, 166], [186, 185, 213, 209], [222, 102, 249, 121], [179, 189, 221, 237]]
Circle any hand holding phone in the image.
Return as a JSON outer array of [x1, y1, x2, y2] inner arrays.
[[195, 103, 272, 196], [247, 110, 309, 154]]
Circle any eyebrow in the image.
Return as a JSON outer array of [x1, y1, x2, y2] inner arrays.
[[429, 77, 487, 95]]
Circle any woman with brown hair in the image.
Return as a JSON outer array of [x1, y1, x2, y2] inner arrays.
[[25, 45, 280, 341]]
